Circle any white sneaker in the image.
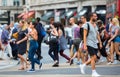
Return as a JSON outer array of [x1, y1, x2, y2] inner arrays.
[[79, 64, 86, 74], [107, 61, 117, 65], [92, 71, 101, 77], [112, 60, 118, 64], [107, 62, 112, 65]]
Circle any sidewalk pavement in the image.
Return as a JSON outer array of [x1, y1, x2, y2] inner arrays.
[[0, 53, 18, 70]]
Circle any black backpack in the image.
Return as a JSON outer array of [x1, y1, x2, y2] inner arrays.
[[79, 23, 90, 40]]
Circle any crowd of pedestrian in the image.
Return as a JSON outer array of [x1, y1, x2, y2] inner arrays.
[[64, 13, 120, 76], [0, 18, 43, 72], [0, 12, 120, 76], [43, 12, 120, 76]]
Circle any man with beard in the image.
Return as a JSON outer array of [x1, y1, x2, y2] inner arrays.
[[79, 13, 102, 76]]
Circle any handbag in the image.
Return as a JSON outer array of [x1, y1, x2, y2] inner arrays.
[[104, 31, 110, 40], [12, 32, 18, 39], [49, 36, 58, 44], [44, 35, 58, 44]]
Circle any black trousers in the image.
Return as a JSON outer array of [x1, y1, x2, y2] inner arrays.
[[48, 44, 59, 61], [97, 43, 107, 57], [36, 37, 44, 60], [10, 42, 18, 59]]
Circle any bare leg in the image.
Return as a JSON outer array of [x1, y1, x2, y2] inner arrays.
[[106, 54, 111, 62], [114, 43, 120, 55], [91, 55, 97, 70], [70, 45, 74, 58], [78, 48, 86, 64], [84, 51, 88, 63], [110, 42, 114, 62], [18, 58, 24, 70], [18, 54, 29, 69], [71, 52, 77, 60], [77, 49, 80, 62]]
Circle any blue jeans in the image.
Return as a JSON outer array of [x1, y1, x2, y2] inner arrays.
[[28, 40, 39, 70], [36, 36, 44, 60]]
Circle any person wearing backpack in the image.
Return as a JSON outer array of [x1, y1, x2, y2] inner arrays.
[[35, 17, 46, 60], [79, 13, 102, 76], [78, 15, 88, 64]]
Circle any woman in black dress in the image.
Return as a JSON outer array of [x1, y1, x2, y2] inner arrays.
[[16, 20, 29, 70]]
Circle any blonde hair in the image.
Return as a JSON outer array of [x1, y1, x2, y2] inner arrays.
[[112, 18, 119, 26], [20, 20, 27, 31]]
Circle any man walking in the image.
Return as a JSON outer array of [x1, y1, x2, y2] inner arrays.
[[69, 17, 78, 65], [79, 13, 102, 76], [35, 17, 44, 60]]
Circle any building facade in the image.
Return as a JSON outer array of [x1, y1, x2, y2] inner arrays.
[[27, 0, 107, 24], [0, 0, 107, 24], [0, 0, 25, 24]]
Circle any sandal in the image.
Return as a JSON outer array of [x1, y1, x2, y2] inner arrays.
[[26, 62, 30, 68], [18, 67, 25, 70]]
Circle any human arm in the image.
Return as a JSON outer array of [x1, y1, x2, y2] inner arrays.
[[58, 29, 62, 38], [16, 30, 28, 44], [108, 28, 119, 43], [83, 28, 88, 51], [97, 32, 102, 49], [16, 36, 28, 44]]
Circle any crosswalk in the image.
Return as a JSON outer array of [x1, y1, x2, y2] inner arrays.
[[0, 53, 18, 70]]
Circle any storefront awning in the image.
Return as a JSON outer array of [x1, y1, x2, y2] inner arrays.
[[61, 9, 77, 19], [22, 11, 35, 19], [17, 12, 25, 18], [95, 7, 106, 14], [59, 10, 65, 17], [41, 11, 54, 21], [75, 8, 87, 18], [17, 11, 35, 19]]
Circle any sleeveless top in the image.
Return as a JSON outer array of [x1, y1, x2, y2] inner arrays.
[[59, 31, 68, 51]]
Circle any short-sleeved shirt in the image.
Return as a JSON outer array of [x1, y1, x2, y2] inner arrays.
[[111, 25, 120, 42], [84, 22, 98, 49], [64, 27, 72, 38], [74, 27, 80, 38], [111, 25, 120, 35], [71, 24, 78, 39]]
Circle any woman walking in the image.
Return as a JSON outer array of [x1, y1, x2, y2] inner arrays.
[[48, 22, 59, 67], [16, 20, 29, 70], [108, 18, 120, 64], [57, 22, 71, 63], [27, 21, 42, 72]]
